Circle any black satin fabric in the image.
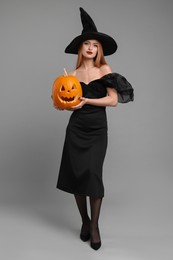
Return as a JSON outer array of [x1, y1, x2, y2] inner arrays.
[[56, 73, 134, 198]]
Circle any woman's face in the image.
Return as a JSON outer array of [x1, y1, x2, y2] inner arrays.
[[81, 39, 99, 59]]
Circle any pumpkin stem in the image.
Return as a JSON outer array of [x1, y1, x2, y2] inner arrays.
[[63, 68, 68, 76]]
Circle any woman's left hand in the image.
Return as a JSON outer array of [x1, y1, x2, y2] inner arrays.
[[68, 97, 88, 110]]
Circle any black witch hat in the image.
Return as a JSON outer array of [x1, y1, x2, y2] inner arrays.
[[65, 7, 118, 56]]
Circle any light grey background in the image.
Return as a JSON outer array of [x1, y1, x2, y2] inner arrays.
[[0, 0, 173, 259]]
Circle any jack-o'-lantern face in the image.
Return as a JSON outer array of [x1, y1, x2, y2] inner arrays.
[[52, 74, 82, 109]]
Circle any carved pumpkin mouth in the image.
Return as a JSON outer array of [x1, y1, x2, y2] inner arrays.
[[58, 94, 80, 103], [60, 96, 75, 102]]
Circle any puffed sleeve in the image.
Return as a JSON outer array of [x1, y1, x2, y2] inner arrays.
[[101, 73, 134, 103]]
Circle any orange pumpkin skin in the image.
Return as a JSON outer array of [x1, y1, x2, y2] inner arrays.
[[52, 75, 83, 109]]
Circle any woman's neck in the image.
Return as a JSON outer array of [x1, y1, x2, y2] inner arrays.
[[80, 59, 95, 70]]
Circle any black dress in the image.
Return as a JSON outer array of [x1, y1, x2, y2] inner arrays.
[[56, 73, 134, 198]]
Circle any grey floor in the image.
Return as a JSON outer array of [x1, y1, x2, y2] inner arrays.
[[1, 188, 173, 260]]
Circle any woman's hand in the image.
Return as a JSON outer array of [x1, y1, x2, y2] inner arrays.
[[69, 97, 88, 111]]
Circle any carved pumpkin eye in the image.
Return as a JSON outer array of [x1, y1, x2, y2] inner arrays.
[[61, 85, 65, 91], [71, 84, 77, 90]]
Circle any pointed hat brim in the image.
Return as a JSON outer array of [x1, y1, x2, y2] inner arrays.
[[64, 8, 118, 56]]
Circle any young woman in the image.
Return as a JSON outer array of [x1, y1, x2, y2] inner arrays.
[[55, 8, 134, 250]]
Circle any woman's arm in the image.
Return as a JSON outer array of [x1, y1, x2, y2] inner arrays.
[[71, 88, 118, 110], [85, 88, 118, 107]]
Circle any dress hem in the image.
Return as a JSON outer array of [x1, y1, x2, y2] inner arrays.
[[56, 186, 104, 198]]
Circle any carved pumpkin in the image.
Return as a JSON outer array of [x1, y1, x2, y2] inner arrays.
[[52, 69, 82, 109]]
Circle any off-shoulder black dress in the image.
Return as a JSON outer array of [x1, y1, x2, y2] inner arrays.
[[56, 73, 134, 198]]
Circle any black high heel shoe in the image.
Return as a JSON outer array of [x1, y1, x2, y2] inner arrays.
[[80, 224, 90, 242], [90, 227, 101, 250], [90, 240, 101, 250], [80, 232, 90, 242]]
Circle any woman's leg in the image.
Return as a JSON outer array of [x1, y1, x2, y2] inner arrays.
[[74, 194, 90, 240], [89, 197, 102, 249]]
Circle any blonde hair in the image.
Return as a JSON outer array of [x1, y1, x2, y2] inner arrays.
[[76, 40, 107, 69]]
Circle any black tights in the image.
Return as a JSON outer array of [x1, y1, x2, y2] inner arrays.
[[74, 194, 102, 243]]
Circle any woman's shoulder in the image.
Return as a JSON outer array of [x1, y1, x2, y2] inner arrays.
[[100, 64, 112, 77]]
